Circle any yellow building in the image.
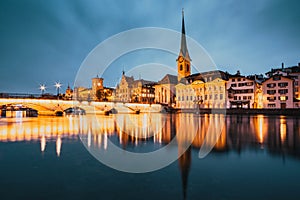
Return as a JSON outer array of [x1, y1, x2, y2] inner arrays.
[[176, 70, 229, 109], [64, 84, 73, 100], [74, 76, 113, 102], [201, 78, 227, 108], [115, 71, 156, 103], [154, 74, 178, 106], [91, 76, 104, 100]]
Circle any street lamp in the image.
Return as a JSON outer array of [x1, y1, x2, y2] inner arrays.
[[55, 82, 61, 99], [39, 84, 46, 95]]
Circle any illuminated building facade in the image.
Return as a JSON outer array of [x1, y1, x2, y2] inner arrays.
[[265, 63, 300, 107], [176, 70, 228, 109], [64, 84, 73, 100], [262, 75, 294, 109], [154, 74, 178, 106], [115, 71, 156, 103], [226, 71, 262, 108], [74, 76, 113, 101]]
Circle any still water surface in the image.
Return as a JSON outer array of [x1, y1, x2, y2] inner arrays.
[[0, 114, 300, 199]]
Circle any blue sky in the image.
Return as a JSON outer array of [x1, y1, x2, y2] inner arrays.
[[0, 0, 299, 93]]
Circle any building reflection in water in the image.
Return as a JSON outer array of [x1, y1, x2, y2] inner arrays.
[[1, 114, 300, 198], [1, 114, 300, 159]]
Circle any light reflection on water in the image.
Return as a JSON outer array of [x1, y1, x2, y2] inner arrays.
[[1, 114, 300, 199], [0, 114, 300, 158]]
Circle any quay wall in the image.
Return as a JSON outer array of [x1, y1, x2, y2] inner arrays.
[[177, 108, 300, 116]]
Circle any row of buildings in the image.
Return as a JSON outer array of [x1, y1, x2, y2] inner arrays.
[[72, 10, 300, 109]]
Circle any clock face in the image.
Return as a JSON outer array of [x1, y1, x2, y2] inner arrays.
[[178, 56, 183, 63]]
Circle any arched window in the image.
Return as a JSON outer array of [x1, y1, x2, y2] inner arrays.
[[180, 64, 183, 71]]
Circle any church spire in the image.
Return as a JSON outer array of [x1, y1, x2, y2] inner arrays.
[[180, 8, 190, 61], [177, 8, 191, 81]]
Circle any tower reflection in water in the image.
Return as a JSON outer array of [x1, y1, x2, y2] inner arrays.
[[1, 114, 300, 198]]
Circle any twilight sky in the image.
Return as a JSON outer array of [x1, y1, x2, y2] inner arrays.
[[0, 0, 299, 93]]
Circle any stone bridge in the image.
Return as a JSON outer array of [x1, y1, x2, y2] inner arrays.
[[0, 98, 162, 116]]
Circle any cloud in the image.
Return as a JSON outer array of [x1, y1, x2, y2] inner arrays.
[[0, 0, 299, 93]]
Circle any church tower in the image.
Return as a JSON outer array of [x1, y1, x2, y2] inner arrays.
[[92, 75, 104, 99], [177, 9, 191, 82]]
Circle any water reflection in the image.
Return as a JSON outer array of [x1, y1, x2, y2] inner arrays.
[[1, 114, 300, 157], [1, 114, 300, 198]]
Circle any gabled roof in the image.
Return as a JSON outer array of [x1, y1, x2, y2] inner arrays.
[[158, 74, 178, 84], [123, 75, 134, 84], [262, 74, 294, 83], [266, 63, 300, 76]]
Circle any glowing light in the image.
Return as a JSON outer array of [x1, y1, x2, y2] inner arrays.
[[280, 96, 286, 101], [56, 136, 62, 157], [39, 84, 46, 94], [41, 135, 46, 152], [280, 118, 287, 143], [55, 82, 61, 89]]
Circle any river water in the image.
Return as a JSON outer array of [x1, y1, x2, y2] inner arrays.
[[0, 113, 300, 199]]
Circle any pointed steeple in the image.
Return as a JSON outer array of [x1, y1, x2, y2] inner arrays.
[[180, 8, 191, 61], [177, 8, 191, 81]]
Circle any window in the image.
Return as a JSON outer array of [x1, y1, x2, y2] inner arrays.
[[234, 96, 237, 100], [232, 79, 235, 82], [295, 81, 299, 86], [267, 90, 276, 95], [243, 96, 247, 100], [180, 65, 183, 71], [239, 96, 241, 100], [205, 95, 207, 100], [209, 95, 212, 100], [231, 83, 237, 87], [278, 89, 288, 94], [246, 82, 254, 86], [267, 96, 276, 101], [267, 83, 276, 88], [237, 78, 241, 81], [268, 104, 276, 108], [190, 96, 193, 100], [238, 83, 244, 87], [248, 96, 252, 100], [178, 97, 181, 101], [280, 96, 287, 101], [273, 76, 281, 81], [186, 96, 188, 100], [278, 82, 288, 87], [220, 94, 223, 100], [215, 94, 218, 100], [186, 64, 189, 72]]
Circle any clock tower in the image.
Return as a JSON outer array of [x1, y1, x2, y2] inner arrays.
[[177, 9, 191, 82]]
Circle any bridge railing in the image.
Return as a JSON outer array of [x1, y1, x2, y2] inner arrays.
[[0, 93, 56, 99]]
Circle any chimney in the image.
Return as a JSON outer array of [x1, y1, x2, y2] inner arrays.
[[281, 62, 284, 69]]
